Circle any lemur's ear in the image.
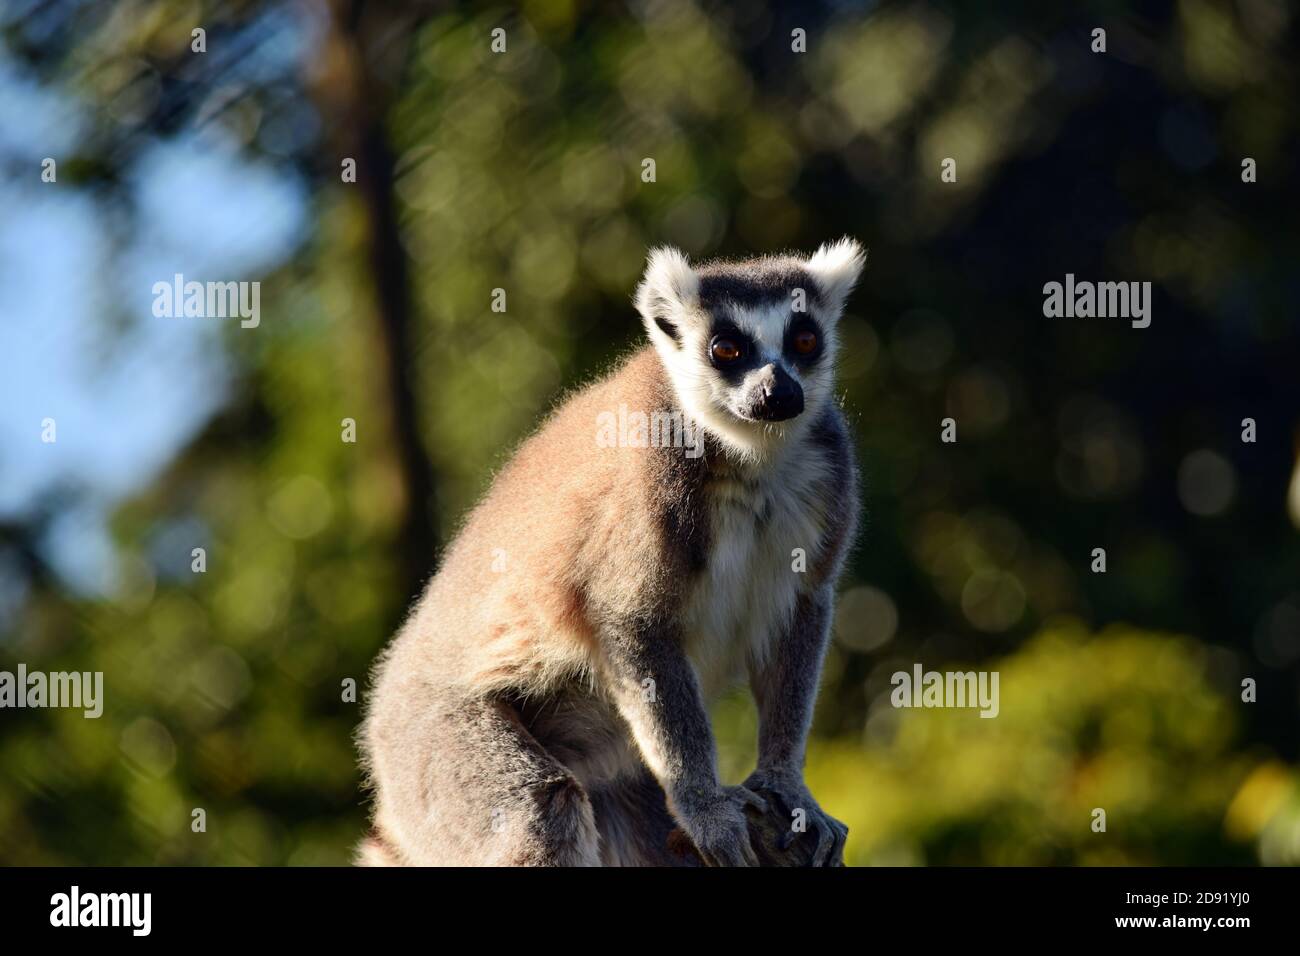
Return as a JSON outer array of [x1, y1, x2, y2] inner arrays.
[[805, 237, 866, 316], [636, 246, 700, 343]]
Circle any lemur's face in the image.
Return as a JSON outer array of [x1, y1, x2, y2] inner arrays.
[[636, 239, 865, 460]]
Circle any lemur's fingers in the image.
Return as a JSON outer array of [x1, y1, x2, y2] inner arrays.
[[735, 785, 768, 815], [810, 817, 835, 867], [704, 837, 756, 867], [827, 821, 849, 866]]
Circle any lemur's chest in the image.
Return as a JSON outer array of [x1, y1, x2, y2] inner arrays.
[[683, 447, 830, 697]]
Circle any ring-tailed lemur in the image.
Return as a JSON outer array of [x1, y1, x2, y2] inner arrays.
[[359, 239, 865, 866]]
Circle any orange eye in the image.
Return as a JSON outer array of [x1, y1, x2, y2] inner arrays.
[[711, 338, 741, 362], [793, 329, 818, 354]]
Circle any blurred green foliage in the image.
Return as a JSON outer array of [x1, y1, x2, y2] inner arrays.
[[721, 623, 1299, 865], [2, 0, 1299, 865]]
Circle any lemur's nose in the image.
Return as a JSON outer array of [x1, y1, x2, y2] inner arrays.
[[753, 364, 804, 422]]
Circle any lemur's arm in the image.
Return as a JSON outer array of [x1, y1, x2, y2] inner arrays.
[[601, 620, 766, 867], [746, 585, 849, 866]]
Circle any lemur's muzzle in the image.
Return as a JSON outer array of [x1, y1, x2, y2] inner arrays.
[[750, 364, 804, 422]]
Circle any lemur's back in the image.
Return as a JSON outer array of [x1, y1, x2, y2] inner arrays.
[[373, 347, 694, 695], [360, 348, 707, 864]]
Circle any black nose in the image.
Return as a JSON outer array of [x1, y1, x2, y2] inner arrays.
[[752, 364, 804, 421]]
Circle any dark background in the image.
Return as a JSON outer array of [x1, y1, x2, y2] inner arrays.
[[1, 0, 1297, 865]]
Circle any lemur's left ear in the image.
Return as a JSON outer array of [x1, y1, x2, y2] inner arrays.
[[805, 237, 866, 315], [635, 246, 700, 343]]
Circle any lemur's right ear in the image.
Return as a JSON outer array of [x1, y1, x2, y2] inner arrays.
[[635, 246, 699, 343], [805, 237, 866, 317]]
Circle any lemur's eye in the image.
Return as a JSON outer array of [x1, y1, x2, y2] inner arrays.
[[711, 337, 742, 363], [792, 329, 818, 355]]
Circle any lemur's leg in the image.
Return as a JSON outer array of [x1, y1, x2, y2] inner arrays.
[[588, 769, 693, 866], [744, 585, 849, 866], [598, 617, 767, 866], [367, 693, 600, 866]]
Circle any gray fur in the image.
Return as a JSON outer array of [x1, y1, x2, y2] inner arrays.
[[359, 240, 865, 866], [696, 256, 822, 310]]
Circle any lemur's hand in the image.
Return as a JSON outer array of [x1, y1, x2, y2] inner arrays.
[[743, 767, 848, 867], [674, 784, 768, 867]]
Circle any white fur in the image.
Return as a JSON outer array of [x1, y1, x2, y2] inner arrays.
[[655, 307, 818, 464], [636, 246, 699, 330], [637, 239, 864, 464], [635, 240, 864, 692], [683, 435, 840, 698], [805, 237, 867, 315]]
